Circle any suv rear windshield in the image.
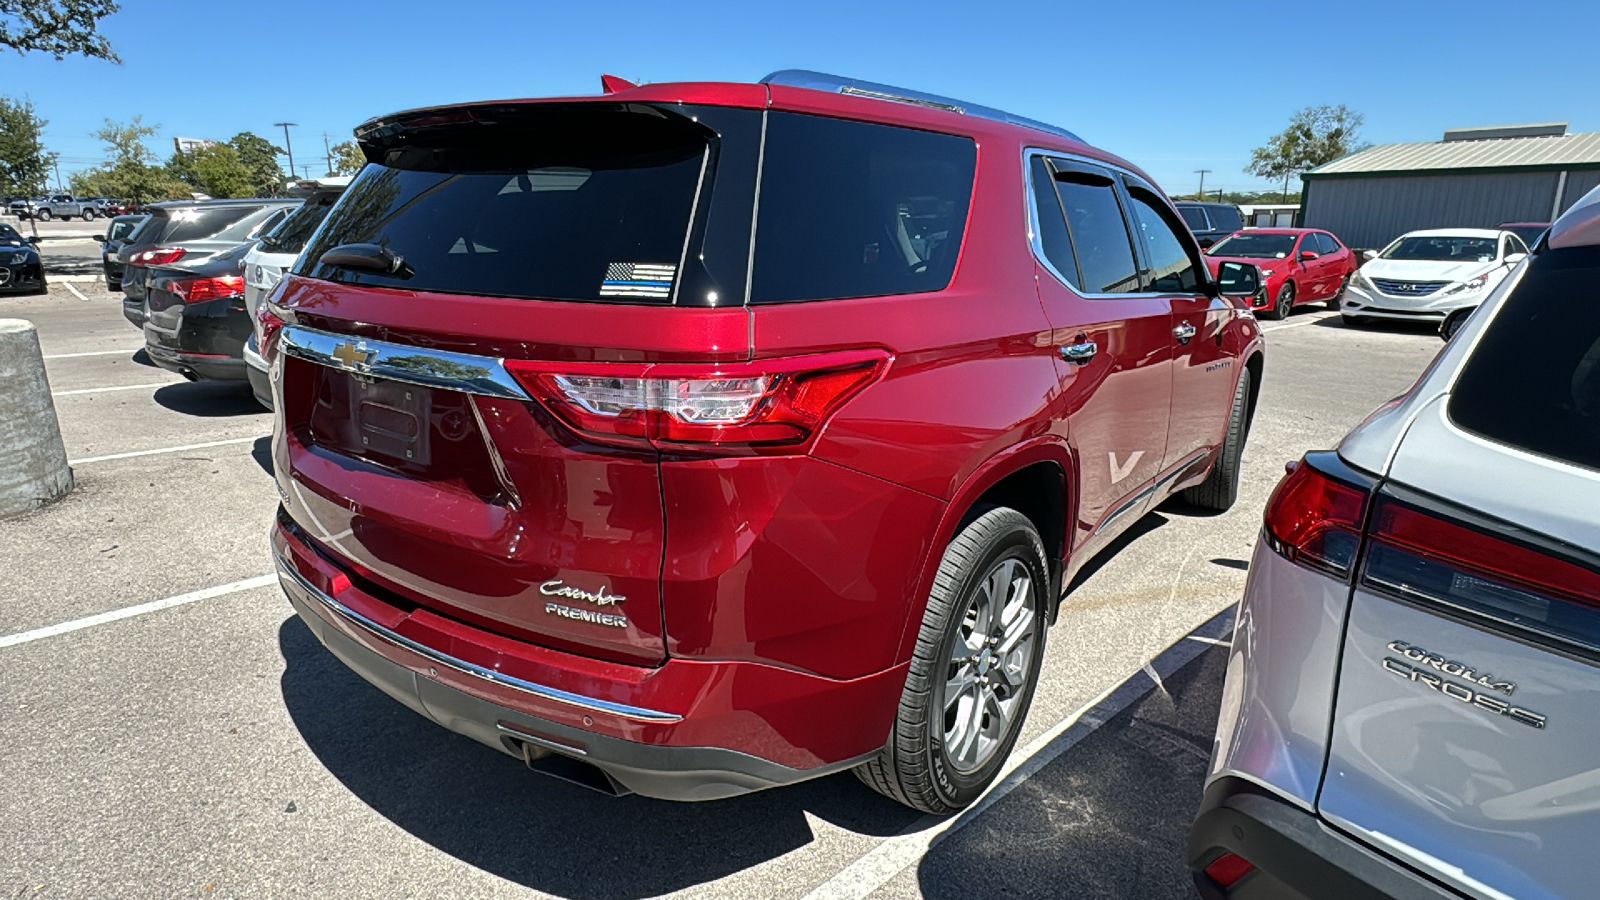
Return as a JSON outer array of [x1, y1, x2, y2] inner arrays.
[[1178, 207, 1210, 232], [260, 192, 341, 255], [143, 206, 260, 244], [1450, 246, 1600, 470], [299, 105, 712, 303], [750, 113, 976, 303]]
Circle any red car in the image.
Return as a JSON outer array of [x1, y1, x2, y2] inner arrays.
[[267, 70, 1265, 812], [1204, 228, 1356, 319]]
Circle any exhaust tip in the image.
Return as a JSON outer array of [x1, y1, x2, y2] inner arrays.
[[498, 721, 632, 797]]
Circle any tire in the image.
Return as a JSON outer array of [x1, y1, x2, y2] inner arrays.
[[1328, 276, 1347, 310], [36, 209, 51, 222], [855, 506, 1049, 814], [1181, 370, 1252, 511], [1266, 282, 1293, 320], [82, 208, 96, 220]]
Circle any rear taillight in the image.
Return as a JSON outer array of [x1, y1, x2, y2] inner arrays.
[[161, 275, 244, 304], [505, 350, 890, 454], [1262, 455, 1370, 579], [257, 305, 285, 365], [132, 247, 185, 266], [1202, 852, 1255, 889], [1364, 499, 1600, 651]]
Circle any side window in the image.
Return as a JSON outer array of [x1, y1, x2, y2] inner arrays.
[[1213, 205, 1244, 233], [1126, 187, 1200, 293], [1178, 206, 1211, 233], [1029, 156, 1079, 284], [1316, 232, 1340, 254], [1505, 234, 1529, 257], [1053, 168, 1141, 294], [751, 113, 977, 303]]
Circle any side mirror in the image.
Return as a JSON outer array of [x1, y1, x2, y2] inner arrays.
[[1214, 261, 1262, 300], [1299, 251, 1320, 262], [93, 234, 106, 243], [1505, 252, 1528, 265], [1362, 249, 1378, 261], [1198, 237, 1217, 249], [25, 236, 39, 245]]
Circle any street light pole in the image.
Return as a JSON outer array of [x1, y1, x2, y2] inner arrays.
[[273, 122, 298, 187], [1194, 169, 1212, 200]]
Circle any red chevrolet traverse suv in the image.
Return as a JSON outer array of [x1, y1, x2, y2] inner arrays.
[[267, 71, 1266, 812]]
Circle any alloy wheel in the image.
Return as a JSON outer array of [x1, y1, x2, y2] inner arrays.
[[941, 556, 1038, 773]]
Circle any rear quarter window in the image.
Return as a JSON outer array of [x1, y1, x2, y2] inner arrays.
[[1178, 206, 1210, 232], [1450, 246, 1600, 470], [749, 113, 976, 303]]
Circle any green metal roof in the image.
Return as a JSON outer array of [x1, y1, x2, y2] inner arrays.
[[1307, 131, 1600, 177]]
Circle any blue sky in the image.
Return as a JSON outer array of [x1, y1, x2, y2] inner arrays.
[[4, 0, 1595, 195]]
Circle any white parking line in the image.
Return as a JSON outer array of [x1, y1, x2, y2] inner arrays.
[[43, 348, 140, 359], [1262, 311, 1339, 333], [1186, 634, 1231, 647], [69, 435, 264, 465], [0, 575, 275, 650], [52, 382, 173, 397], [64, 283, 89, 302], [800, 612, 1228, 900]]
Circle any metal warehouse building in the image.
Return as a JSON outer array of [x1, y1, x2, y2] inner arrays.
[[1300, 122, 1600, 249]]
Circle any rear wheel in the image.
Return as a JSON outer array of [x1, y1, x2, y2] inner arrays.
[[1267, 282, 1293, 320], [36, 209, 51, 222], [1181, 371, 1251, 511], [81, 208, 96, 220], [855, 506, 1048, 814]]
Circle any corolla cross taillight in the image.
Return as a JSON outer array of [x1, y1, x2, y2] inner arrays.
[[1364, 499, 1600, 652], [131, 247, 185, 266], [1262, 454, 1371, 579], [505, 350, 890, 454], [162, 275, 244, 303], [256, 304, 286, 365]]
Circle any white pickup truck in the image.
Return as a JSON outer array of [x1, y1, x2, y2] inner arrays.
[[9, 194, 99, 221]]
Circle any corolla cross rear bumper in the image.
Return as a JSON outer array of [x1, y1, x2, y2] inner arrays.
[[274, 515, 900, 800]]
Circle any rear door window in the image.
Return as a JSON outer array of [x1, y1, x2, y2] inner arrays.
[[1054, 167, 1141, 294], [1450, 246, 1600, 470], [300, 106, 715, 303], [750, 112, 976, 303], [1178, 206, 1210, 232], [1029, 156, 1079, 284]]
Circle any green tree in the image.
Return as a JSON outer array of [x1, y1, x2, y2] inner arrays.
[[76, 116, 190, 202], [1246, 105, 1365, 200], [1, 0, 120, 61], [190, 144, 253, 198], [164, 148, 199, 187], [227, 131, 284, 196], [328, 140, 365, 176], [0, 95, 49, 196]]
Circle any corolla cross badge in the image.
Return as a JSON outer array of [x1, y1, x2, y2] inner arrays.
[[331, 340, 376, 369], [540, 580, 625, 606]]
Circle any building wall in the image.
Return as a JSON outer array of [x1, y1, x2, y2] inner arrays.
[[1301, 171, 1572, 249]]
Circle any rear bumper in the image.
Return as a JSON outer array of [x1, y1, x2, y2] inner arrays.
[[244, 336, 272, 409], [273, 516, 902, 800], [1188, 778, 1466, 900], [144, 343, 247, 381], [0, 262, 45, 293]]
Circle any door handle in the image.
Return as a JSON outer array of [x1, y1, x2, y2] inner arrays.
[[1173, 322, 1198, 345], [1060, 340, 1098, 365]]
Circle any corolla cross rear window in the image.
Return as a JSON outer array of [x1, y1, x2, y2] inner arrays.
[[299, 107, 712, 303], [1450, 246, 1600, 470], [750, 113, 976, 303]]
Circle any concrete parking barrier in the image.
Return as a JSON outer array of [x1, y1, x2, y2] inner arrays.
[[0, 319, 73, 517]]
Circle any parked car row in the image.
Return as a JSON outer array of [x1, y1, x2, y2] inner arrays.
[[6, 194, 135, 220]]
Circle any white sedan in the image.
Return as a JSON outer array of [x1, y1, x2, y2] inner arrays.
[[1341, 227, 1529, 326]]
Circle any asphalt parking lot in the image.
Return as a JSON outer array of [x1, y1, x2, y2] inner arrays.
[[0, 284, 1444, 898], [8, 215, 109, 277]]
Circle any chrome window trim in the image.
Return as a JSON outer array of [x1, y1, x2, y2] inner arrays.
[[1022, 147, 1190, 301], [277, 557, 684, 724], [279, 324, 532, 401]]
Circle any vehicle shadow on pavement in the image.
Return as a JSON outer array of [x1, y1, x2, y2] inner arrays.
[[1065, 512, 1168, 594], [152, 382, 272, 418], [276, 617, 925, 899], [915, 644, 1225, 900], [251, 436, 272, 477]]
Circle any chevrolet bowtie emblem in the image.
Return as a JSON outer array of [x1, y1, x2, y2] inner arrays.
[[332, 341, 375, 368]]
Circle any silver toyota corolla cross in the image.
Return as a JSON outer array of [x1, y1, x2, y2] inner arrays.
[[1189, 184, 1600, 900]]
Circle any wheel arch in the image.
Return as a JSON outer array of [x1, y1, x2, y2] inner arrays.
[[1242, 350, 1264, 428], [893, 439, 1076, 662]]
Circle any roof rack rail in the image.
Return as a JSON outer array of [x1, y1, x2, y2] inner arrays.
[[761, 70, 1082, 144]]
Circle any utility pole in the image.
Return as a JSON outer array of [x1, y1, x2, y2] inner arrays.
[[47, 152, 62, 192], [1195, 169, 1212, 200], [323, 133, 332, 177], [273, 122, 298, 182]]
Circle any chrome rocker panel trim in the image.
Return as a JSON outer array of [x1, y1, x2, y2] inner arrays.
[[278, 324, 533, 401], [275, 556, 683, 723]]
